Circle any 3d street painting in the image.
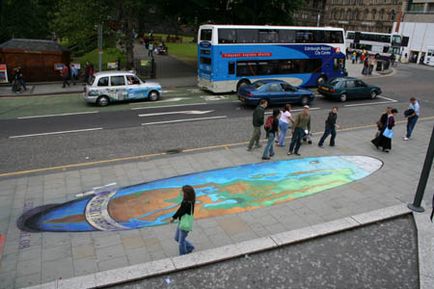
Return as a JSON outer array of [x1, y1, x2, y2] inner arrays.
[[17, 156, 382, 233]]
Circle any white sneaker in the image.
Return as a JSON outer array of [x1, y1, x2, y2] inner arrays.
[[403, 137, 409, 141]]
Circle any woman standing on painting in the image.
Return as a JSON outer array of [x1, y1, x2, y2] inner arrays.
[[277, 104, 294, 147], [170, 185, 196, 255], [371, 108, 398, 152]]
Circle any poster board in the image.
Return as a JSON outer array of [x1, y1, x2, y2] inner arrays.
[[0, 64, 8, 83]]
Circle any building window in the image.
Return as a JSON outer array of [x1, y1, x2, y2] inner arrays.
[[379, 9, 385, 20], [371, 9, 377, 20]]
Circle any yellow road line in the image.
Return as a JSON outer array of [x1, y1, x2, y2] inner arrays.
[[1, 116, 433, 178]]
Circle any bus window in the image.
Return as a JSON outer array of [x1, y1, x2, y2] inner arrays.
[[296, 31, 314, 43], [259, 30, 278, 43], [334, 59, 344, 71], [279, 30, 296, 43], [383, 46, 390, 53], [200, 29, 212, 41], [218, 29, 236, 43], [228, 62, 235, 74], [237, 29, 258, 43]]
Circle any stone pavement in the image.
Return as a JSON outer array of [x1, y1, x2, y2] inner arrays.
[[0, 116, 433, 288]]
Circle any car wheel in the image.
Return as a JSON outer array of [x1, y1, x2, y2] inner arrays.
[[148, 90, 160, 101], [237, 80, 250, 93], [300, 96, 310, 106], [339, 93, 347, 102], [317, 75, 327, 86], [96, 96, 109, 106], [370, 90, 377, 99]]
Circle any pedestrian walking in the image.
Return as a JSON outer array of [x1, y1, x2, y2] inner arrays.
[[247, 99, 268, 151], [148, 42, 154, 58], [403, 97, 420, 141], [375, 107, 392, 138], [368, 56, 375, 75], [170, 185, 196, 255], [351, 51, 356, 64], [84, 61, 94, 84], [318, 106, 339, 147], [288, 105, 311, 156], [277, 104, 294, 147], [371, 108, 398, 152], [262, 109, 280, 160], [11, 66, 27, 92], [362, 57, 369, 75], [70, 64, 78, 85], [60, 64, 70, 88]]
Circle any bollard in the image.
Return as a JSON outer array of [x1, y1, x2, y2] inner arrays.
[[408, 125, 434, 213]]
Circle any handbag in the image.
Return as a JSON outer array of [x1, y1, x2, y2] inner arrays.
[[383, 127, 394, 139], [179, 202, 194, 231]]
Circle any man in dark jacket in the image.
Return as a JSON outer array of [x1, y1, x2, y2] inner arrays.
[[247, 99, 268, 151], [318, 106, 339, 147]]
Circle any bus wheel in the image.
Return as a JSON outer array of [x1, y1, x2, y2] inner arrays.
[[300, 96, 309, 106], [317, 75, 327, 86], [339, 94, 347, 102], [370, 90, 377, 99], [97, 96, 109, 106], [237, 80, 250, 92]]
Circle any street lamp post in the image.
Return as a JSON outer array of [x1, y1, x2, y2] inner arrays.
[[408, 125, 434, 212], [97, 24, 103, 72]]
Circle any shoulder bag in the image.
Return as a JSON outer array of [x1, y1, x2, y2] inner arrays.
[[179, 202, 194, 231]]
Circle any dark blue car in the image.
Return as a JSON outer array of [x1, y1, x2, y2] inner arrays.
[[238, 79, 314, 106]]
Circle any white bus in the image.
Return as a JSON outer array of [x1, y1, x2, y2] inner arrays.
[[423, 47, 434, 66], [346, 31, 401, 57], [197, 25, 346, 93]]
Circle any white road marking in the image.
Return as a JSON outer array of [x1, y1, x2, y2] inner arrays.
[[17, 111, 99, 120], [141, 116, 227, 126], [131, 103, 207, 110], [9, 127, 103, 139], [157, 97, 191, 102], [138, 110, 214, 117], [344, 96, 398, 108]]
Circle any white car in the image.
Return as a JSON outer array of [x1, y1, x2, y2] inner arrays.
[[83, 71, 162, 106]]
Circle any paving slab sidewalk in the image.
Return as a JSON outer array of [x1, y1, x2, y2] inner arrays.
[[0, 119, 433, 289]]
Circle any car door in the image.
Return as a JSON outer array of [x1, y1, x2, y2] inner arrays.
[[354, 80, 369, 98], [344, 80, 358, 99], [110, 75, 128, 101], [267, 83, 285, 104], [126, 75, 148, 100]]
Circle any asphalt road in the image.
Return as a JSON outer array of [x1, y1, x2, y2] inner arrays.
[[108, 215, 419, 289], [0, 64, 433, 175]]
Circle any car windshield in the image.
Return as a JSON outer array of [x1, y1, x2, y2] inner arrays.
[[252, 81, 266, 89], [329, 79, 342, 87]]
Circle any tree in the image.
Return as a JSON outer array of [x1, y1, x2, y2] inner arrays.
[[0, 0, 58, 43]]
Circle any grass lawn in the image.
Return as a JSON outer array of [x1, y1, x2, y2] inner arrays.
[[74, 48, 126, 69], [166, 43, 197, 64]]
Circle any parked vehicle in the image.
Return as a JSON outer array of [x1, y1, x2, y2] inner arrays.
[[318, 77, 381, 102], [83, 71, 162, 106], [238, 79, 314, 106]]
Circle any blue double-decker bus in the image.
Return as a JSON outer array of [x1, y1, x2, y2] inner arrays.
[[197, 25, 346, 93]]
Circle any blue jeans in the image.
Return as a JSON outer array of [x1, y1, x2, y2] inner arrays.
[[318, 126, 336, 146], [278, 121, 289, 146], [406, 116, 418, 138], [289, 127, 304, 154], [175, 226, 194, 255], [262, 132, 275, 158]]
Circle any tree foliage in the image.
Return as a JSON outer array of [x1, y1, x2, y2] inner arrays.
[[0, 0, 58, 42]]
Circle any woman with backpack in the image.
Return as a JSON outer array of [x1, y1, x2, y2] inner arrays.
[[170, 185, 196, 255], [262, 109, 280, 160]]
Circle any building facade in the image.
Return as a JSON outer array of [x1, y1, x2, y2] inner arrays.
[[293, 0, 327, 26], [323, 0, 403, 33], [392, 0, 434, 63]]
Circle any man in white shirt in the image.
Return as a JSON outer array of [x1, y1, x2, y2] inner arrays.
[[404, 97, 420, 141]]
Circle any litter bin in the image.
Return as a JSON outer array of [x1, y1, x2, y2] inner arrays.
[[383, 60, 390, 70], [376, 61, 383, 71]]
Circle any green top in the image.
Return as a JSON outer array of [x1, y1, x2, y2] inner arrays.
[[252, 105, 265, 127], [294, 112, 311, 131]]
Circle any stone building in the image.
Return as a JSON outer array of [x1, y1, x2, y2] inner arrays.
[[307, 0, 403, 33], [293, 0, 327, 26]]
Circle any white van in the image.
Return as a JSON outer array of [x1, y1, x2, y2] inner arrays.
[[83, 71, 162, 106]]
